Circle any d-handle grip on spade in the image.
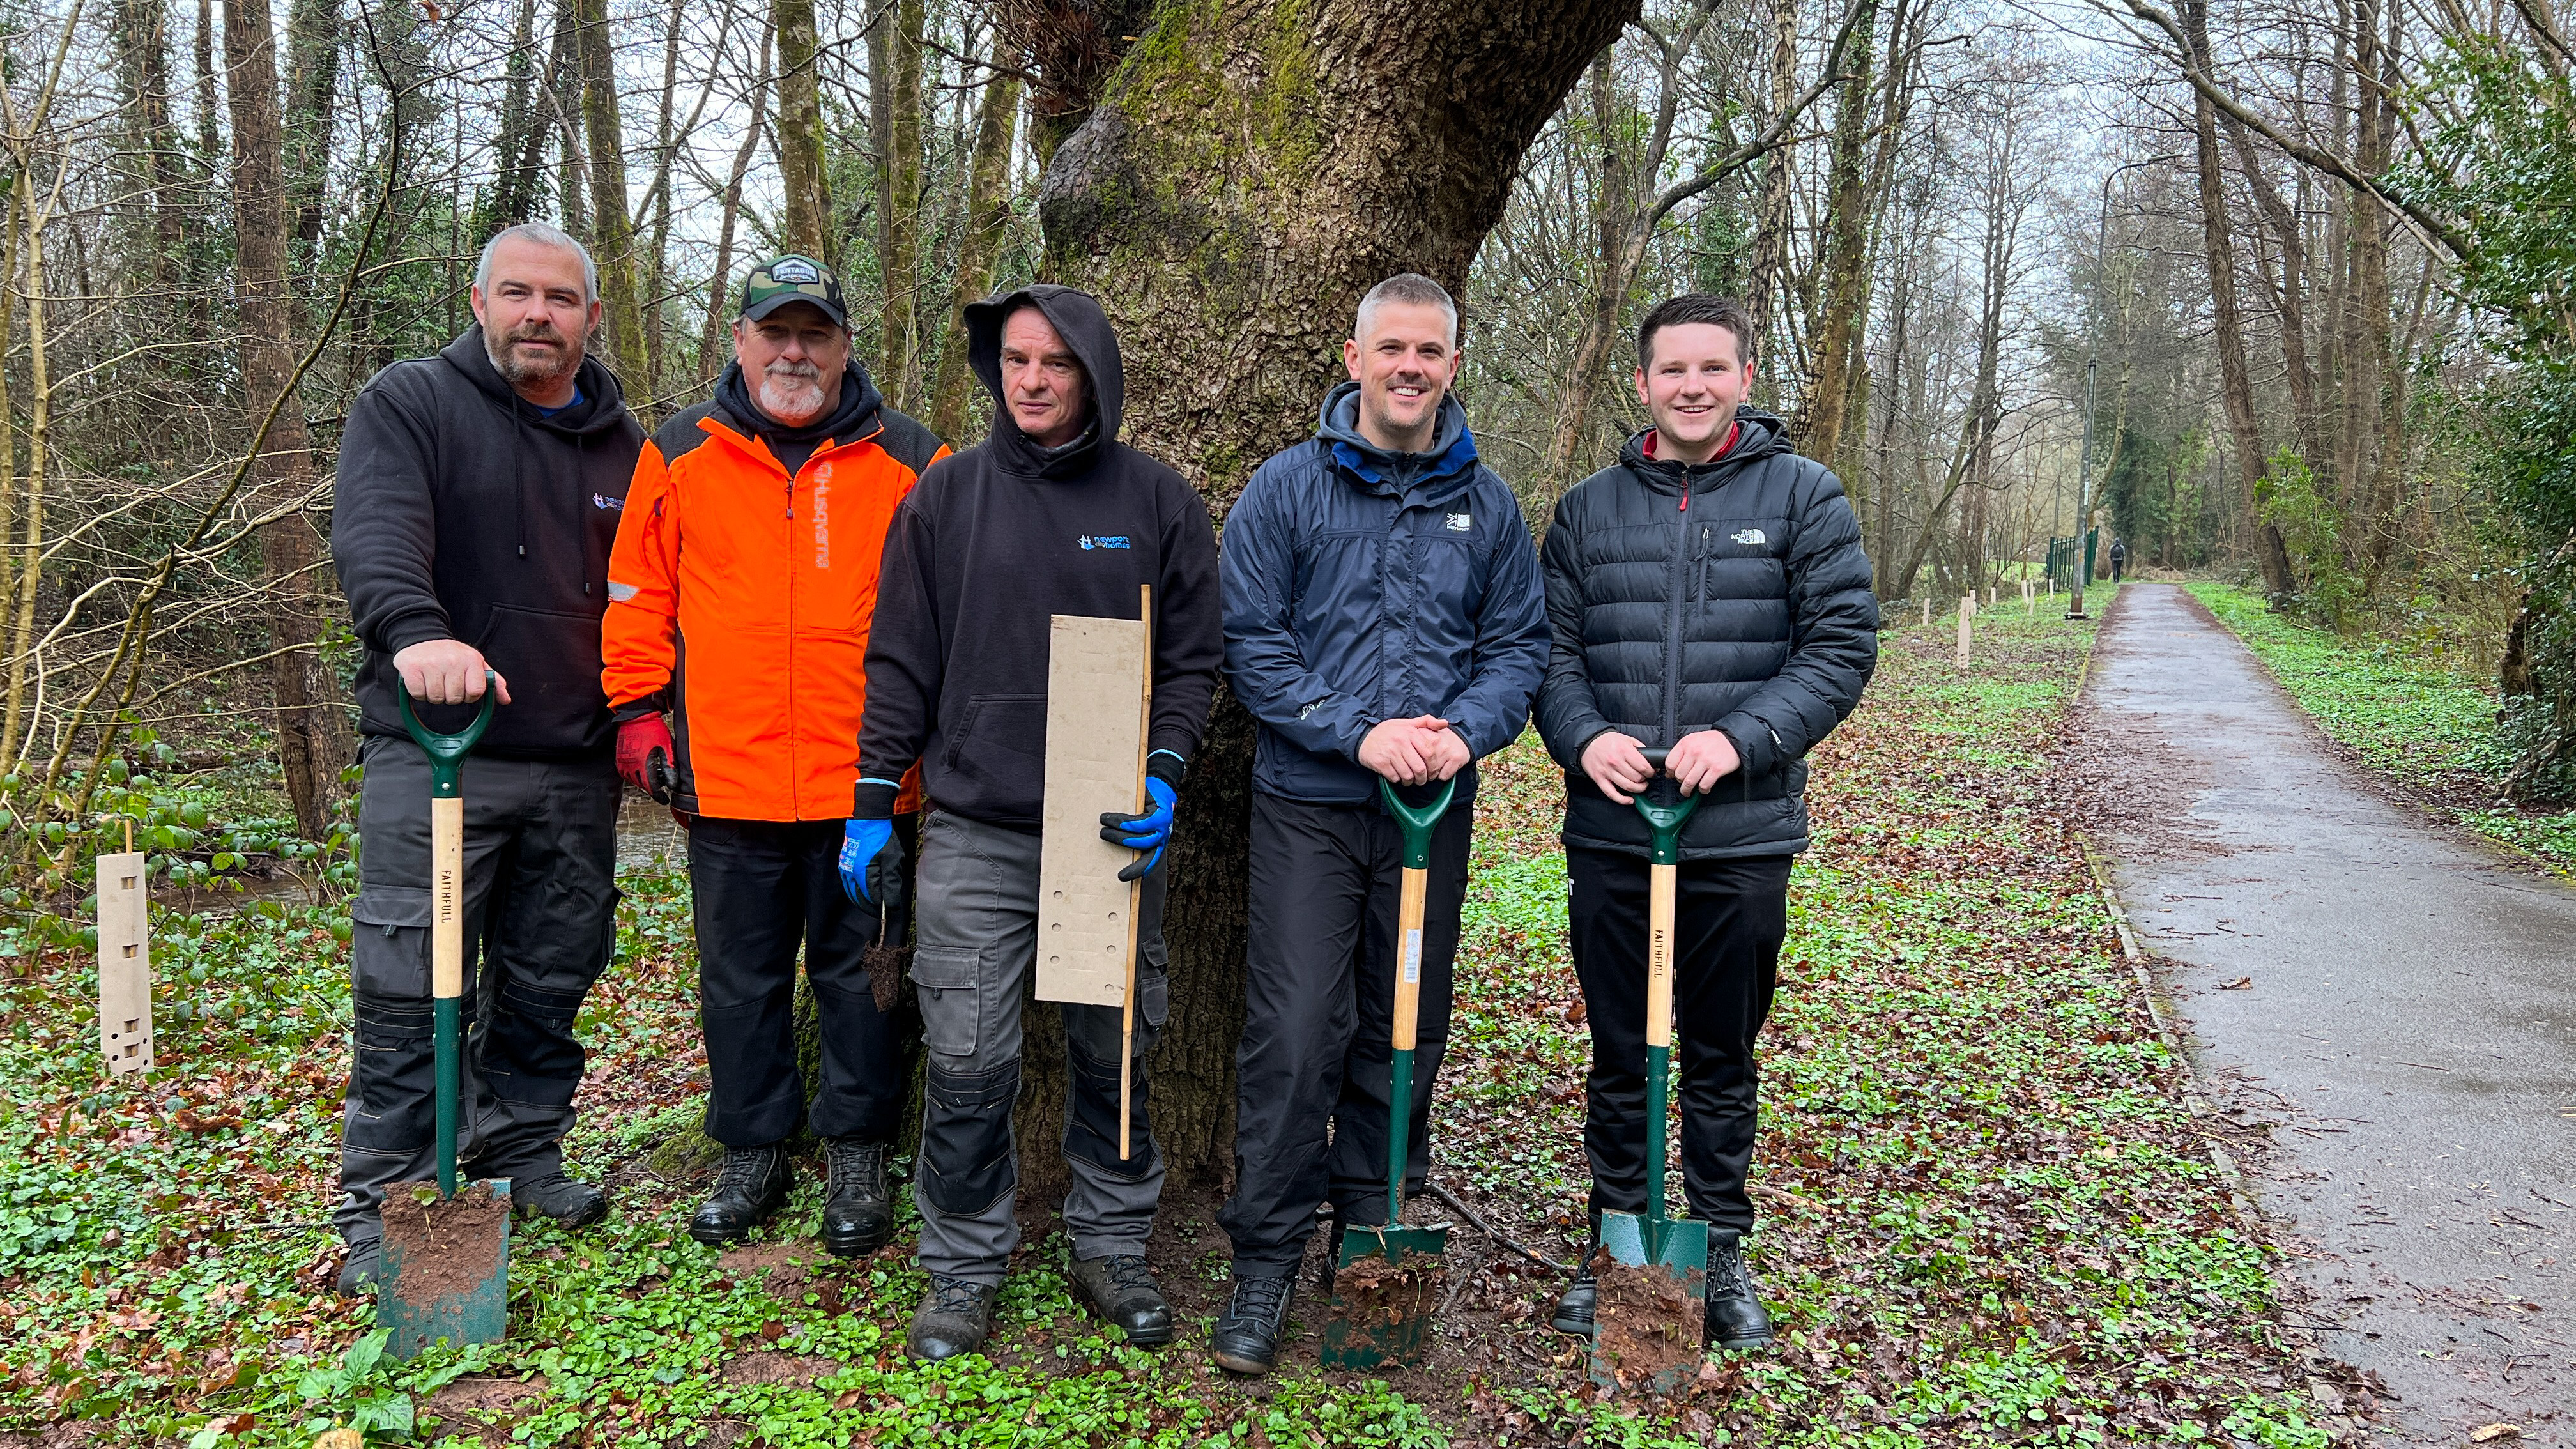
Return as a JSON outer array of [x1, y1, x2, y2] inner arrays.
[[1632, 749, 1699, 1240], [397, 676, 498, 1199], [1376, 774, 1457, 1229]]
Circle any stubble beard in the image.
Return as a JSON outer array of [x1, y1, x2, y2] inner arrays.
[[486, 323, 578, 388]]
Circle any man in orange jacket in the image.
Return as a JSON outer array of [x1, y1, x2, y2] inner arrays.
[[602, 256, 946, 1253]]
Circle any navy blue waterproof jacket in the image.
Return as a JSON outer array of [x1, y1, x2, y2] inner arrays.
[[1537, 413, 1878, 859], [1221, 383, 1550, 805]]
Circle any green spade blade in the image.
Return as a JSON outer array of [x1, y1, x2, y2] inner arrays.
[[379, 1177, 512, 1360]]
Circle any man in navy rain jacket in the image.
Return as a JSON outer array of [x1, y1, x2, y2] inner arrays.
[[1208, 273, 1549, 1374]]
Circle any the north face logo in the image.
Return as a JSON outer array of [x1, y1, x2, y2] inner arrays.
[[1445, 512, 1472, 532], [1731, 527, 1767, 546]]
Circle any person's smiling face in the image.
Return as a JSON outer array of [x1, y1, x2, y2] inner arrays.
[[1343, 300, 1459, 453], [1635, 321, 1754, 464]]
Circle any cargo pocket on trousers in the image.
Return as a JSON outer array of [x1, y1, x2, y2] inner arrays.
[[349, 884, 434, 1000], [910, 946, 982, 1060]]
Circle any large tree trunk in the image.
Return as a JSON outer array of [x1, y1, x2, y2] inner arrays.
[[926, 48, 1020, 444], [484, 0, 546, 232], [1028, 0, 1632, 1192], [698, 24, 771, 385], [871, 0, 924, 411], [283, 0, 340, 263], [225, 0, 349, 839], [574, 0, 644, 390], [2179, 0, 2294, 597], [770, 0, 832, 261], [1744, 0, 1797, 376], [1797, 0, 1876, 463]]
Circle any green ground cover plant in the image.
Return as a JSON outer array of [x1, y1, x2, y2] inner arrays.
[[2184, 583, 2576, 867], [0, 581, 2343, 1445]]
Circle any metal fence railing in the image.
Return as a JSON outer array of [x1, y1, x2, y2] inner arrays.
[[2044, 530, 2097, 593]]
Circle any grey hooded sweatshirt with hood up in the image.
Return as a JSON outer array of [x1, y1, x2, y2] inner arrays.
[[854, 284, 1222, 829]]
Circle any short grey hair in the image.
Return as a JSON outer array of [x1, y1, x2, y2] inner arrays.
[[475, 222, 597, 302], [1354, 272, 1457, 347]]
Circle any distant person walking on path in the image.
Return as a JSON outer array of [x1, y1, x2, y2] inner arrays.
[[328, 224, 644, 1297], [1208, 273, 1550, 1376], [601, 256, 947, 1255], [854, 284, 1223, 1362], [2108, 536, 2128, 583], [1533, 293, 1878, 1351]]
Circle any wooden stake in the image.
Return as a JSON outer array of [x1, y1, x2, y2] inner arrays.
[[2023, 581, 2034, 615], [1120, 585, 1153, 1160], [1956, 594, 1974, 667], [1920, 597, 1931, 627], [98, 841, 151, 1076]]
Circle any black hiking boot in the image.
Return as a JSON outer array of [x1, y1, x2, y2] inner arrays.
[[1070, 1254, 1173, 1347], [1550, 1262, 1598, 1336], [1209, 1273, 1297, 1376], [511, 1171, 609, 1229], [818, 1137, 892, 1257], [335, 1238, 381, 1300], [1704, 1229, 1774, 1350], [907, 1274, 997, 1361], [688, 1144, 790, 1246]]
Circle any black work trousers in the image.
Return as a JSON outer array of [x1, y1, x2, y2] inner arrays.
[[1568, 846, 1793, 1234], [337, 736, 621, 1246], [1218, 789, 1473, 1276], [688, 815, 909, 1147]]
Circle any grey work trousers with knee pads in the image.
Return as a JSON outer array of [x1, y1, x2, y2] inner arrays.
[[335, 735, 622, 1246], [909, 809, 1170, 1286]]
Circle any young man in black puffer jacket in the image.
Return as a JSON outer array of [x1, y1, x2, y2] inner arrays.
[[1534, 294, 1878, 1351]]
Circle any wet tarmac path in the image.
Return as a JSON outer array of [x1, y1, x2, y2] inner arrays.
[[2084, 583, 2576, 1444]]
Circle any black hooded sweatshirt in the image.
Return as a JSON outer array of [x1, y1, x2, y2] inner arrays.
[[855, 284, 1222, 828], [334, 326, 645, 759]]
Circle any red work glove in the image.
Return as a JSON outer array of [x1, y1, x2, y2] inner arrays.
[[617, 714, 677, 803]]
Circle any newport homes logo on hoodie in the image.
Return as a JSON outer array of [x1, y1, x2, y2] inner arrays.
[[1078, 534, 1132, 550]]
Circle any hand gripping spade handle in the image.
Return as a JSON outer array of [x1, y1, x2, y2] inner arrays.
[[397, 677, 497, 1200]]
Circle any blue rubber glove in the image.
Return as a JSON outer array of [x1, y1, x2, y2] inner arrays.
[[838, 817, 905, 906], [1098, 774, 1179, 883]]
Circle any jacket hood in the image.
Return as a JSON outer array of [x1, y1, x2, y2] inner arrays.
[[965, 284, 1124, 478], [1317, 381, 1479, 497], [1616, 408, 1794, 492], [440, 325, 631, 437], [712, 358, 885, 452]]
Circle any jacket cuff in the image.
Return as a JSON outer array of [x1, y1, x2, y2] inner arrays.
[[1145, 749, 1187, 789], [610, 692, 668, 724], [379, 610, 454, 656], [1714, 715, 1779, 778], [850, 778, 901, 820]]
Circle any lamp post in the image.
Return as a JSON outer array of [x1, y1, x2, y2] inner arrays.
[[2069, 153, 2182, 621]]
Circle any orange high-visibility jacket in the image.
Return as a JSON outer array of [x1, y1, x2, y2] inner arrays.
[[602, 395, 946, 821]]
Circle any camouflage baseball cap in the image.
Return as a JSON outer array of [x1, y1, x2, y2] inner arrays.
[[738, 254, 849, 328]]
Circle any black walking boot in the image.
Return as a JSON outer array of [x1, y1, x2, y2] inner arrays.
[[1550, 1262, 1598, 1335], [335, 1238, 381, 1300], [818, 1137, 893, 1257], [688, 1143, 790, 1246], [1209, 1273, 1298, 1376], [512, 1171, 609, 1229], [907, 1274, 998, 1361], [1704, 1229, 1774, 1350], [1070, 1254, 1174, 1347]]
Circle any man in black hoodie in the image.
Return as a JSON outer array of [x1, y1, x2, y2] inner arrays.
[[851, 285, 1223, 1361], [1535, 294, 1877, 1351], [329, 224, 645, 1296]]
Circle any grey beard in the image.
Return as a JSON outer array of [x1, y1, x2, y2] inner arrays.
[[487, 332, 577, 388], [758, 371, 827, 424]]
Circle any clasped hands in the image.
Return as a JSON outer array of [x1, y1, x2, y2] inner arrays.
[[1358, 716, 1470, 786], [1580, 728, 1738, 804]]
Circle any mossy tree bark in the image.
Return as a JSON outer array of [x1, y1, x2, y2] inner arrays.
[[1000, 0, 1634, 1200]]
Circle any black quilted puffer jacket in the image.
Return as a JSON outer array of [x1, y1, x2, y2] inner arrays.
[[1535, 411, 1880, 859]]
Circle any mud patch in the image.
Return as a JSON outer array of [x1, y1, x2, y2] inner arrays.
[[422, 1375, 549, 1443], [1590, 1248, 1705, 1393], [721, 1352, 841, 1386], [719, 1239, 832, 1301], [379, 1179, 508, 1300], [1325, 1251, 1446, 1361]]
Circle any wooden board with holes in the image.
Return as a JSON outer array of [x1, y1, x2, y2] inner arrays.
[[1034, 614, 1148, 1007], [96, 850, 153, 1075]]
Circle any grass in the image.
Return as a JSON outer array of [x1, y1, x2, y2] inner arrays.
[[0, 578, 2343, 1446], [2184, 582, 2576, 867]]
